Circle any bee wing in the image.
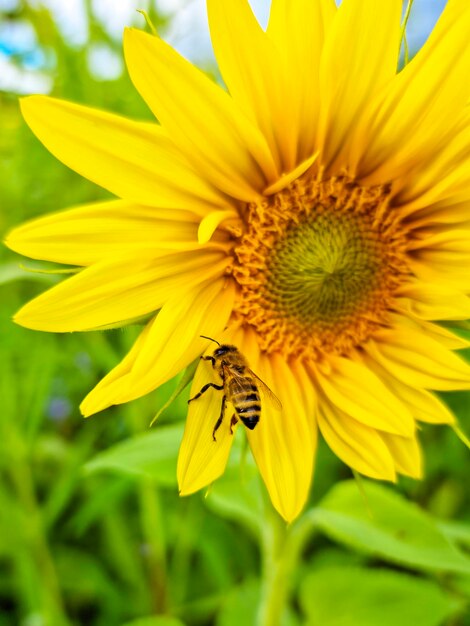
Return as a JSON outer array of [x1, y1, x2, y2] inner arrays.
[[249, 369, 283, 411], [222, 365, 247, 395]]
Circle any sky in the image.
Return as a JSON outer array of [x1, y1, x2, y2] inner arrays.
[[0, 0, 448, 94]]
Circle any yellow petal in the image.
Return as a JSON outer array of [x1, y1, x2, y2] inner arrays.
[[354, 0, 470, 182], [80, 321, 154, 417], [409, 259, 470, 292], [410, 228, 470, 291], [119, 279, 235, 403], [414, 319, 469, 352], [318, 0, 402, 170], [81, 278, 235, 415], [5, 200, 205, 266], [208, 0, 295, 171], [396, 280, 470, 321], [406, 197, 470, 228], [14, 249, 230, 332], [381, 432, 423, 479], [408, 228, 470, 252], [197, 209, 240, 245], [316, 356, 414, 436], [318, 400, 396, 481], [246, 348, 317, 522], [123, 28, 278, 201], [267, 0, 336, 161], [367, 327, 470, 391], [396, 110, 470, 210], [396, 387, 455, 425], [268, 0, 336, 34], [177, 326, 240, 496], [20, 96, 228, 213], [387, 312, 470, 351], [408, 230, 470, 289], [364, 356, 455, 425], [263, 152, 318, 196]]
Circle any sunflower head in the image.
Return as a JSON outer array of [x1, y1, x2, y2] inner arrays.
[[5, 0, 470, 521]]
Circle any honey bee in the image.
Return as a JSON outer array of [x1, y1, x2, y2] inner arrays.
[[188, 336, 282, 441]]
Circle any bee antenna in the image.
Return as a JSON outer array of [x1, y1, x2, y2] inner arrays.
[[200, 335, 221, 346]]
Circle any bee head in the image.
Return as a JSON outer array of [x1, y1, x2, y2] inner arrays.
[[200, 335, 238, 360], [213, 344, 237, 358]]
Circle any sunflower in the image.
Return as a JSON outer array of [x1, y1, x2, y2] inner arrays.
[[6, 0, 470, 522]]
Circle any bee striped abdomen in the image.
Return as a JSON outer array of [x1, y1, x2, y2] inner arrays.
[[229, 377, 261, 430]]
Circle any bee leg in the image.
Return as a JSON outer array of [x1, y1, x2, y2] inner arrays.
[[201, 356, 215, 366], [212, 395, 226, 442], [188, 382, 224, 403], [229, 414, 238, 435]]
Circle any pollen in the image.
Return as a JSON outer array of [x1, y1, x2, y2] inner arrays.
[[232, 175, 410, 360]]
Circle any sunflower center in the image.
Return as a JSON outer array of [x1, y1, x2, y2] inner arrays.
[[232, 175, 408, 359], [266, 211, 382, 325]]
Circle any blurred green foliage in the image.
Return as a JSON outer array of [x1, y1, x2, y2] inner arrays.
[[0, 2, 469, 626]]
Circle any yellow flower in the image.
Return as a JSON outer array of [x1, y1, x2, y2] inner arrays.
[[6, 0, 470, 522]]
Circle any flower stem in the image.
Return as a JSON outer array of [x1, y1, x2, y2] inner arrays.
[[257, 498, 318, 626]]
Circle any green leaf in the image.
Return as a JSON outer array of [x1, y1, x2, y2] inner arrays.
[[300, 566, 463, 626], [438, 519, 470, 550], [311, 480, 470, 574], [121, 617, 186, 626], [84, 424, 184, 486]]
